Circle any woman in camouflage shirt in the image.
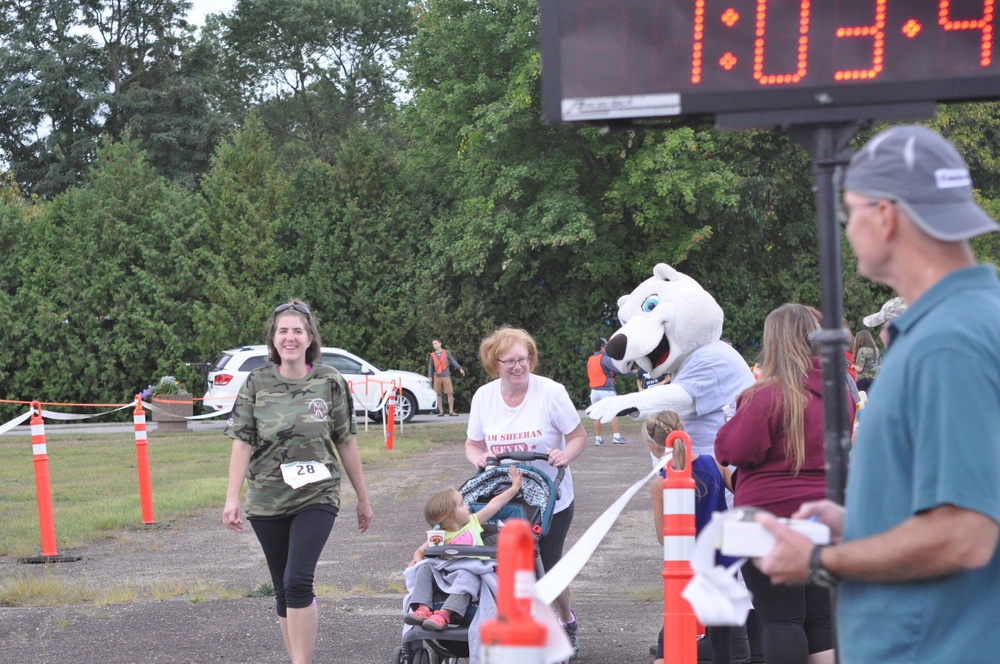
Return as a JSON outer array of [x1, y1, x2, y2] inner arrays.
[[223, 301, 373, 664], [851, 330, 881, 393]]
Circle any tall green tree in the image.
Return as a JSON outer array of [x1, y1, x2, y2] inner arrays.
[[0, 173, 40, 417], [277, 124, 442, 373], [190, 116, 289, 356], [11, 135, 204, 406], [0, 0, 231, 195], [0, 0, 105, 196], [215, 0, 413, 164]]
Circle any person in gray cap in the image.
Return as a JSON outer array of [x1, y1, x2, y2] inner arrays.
[[754, 125, 1000, 664], [863, 296, 908, 347]]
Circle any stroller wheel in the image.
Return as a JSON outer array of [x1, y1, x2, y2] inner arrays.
[[390, 645, 431, 664], [427, 653, 453, 664]]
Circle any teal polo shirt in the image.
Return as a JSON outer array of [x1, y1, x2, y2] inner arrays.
[[839, 265, 1000, 663]]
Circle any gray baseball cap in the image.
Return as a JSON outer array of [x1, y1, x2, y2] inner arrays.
[[863, 297, 908, 327], [844, 125, 1000, 241]]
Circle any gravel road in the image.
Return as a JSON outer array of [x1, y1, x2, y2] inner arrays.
[[0, 421, 667, 664]]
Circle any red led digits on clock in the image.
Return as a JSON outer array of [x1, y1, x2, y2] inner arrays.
[[544, 0, 1000, 123], [692, 0, 706, 83], [939, 0, 995, 66], [834, 0, 886, 80], [753, 0, 811, 85]]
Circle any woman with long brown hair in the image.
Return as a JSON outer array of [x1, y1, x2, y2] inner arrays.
[[851, 329, 880, 393], [715, 304, 855, 664]]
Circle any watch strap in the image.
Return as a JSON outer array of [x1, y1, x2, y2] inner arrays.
[[808, 544, 839, 588]]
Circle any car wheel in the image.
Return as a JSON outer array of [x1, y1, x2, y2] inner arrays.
[[367, 390, 416, 424], [395, 390, 416, 423]]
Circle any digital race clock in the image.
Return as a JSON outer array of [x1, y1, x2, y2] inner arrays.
[[540, 0, 1000, 123]]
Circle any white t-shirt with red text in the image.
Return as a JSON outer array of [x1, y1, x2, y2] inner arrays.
[[467, 374, 581, 513]]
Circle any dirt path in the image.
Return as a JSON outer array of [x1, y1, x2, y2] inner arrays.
[[0, 431, 666, 663]]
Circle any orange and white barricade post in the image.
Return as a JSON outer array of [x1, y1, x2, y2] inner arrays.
[[133, 395, 156, 524], [480, 518, 546, 663], [384, 380, 397, 450], [662, 430, 698, 663], [29, 401, 58, 557], [21, 401, 80, 563], [395, 378, 405, 436]]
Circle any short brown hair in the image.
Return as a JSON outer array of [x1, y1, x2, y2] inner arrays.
[[424, 488, 459, 528], [266, 300, 322, 365], [479, 326, 538, 378]]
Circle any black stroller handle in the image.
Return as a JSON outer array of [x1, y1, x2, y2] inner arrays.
[[423, 544, 498, 559], [483, 451, 565, 500]]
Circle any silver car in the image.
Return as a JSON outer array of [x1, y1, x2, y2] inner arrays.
[[203, 345, 437, 423]]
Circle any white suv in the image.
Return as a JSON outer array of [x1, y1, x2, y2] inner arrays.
[[203, 345, 437, 423]]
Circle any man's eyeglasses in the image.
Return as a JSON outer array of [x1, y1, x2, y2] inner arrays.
[[497, 356, 530, 368], [837, 199, 892, 225], [274, 302, 311, 316]]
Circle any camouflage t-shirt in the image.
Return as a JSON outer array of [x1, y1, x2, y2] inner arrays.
[[225, 364, 358, 518]]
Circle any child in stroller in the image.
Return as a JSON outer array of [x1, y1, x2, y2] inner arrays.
[[395, 452, 561, 664], [405, 465, 522, 630]]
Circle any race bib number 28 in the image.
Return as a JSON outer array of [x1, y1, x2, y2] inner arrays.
[[280, 460, 332, 489]]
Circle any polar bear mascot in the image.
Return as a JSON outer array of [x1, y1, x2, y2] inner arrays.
[[586, 263, 755, 457]]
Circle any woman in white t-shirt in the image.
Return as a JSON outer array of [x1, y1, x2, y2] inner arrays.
[[464, 326, 587, 657]]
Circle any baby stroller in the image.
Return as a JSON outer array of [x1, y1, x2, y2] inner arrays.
[[392, 451, 563, 664]]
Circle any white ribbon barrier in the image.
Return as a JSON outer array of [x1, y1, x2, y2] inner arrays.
[[140, 400, 232, 420], [39, 403, 136, 420], [532, 452, 673, 663], [0, 402, 137, 436], [0, 399, 232, 437], [0, 411, 33, 436]]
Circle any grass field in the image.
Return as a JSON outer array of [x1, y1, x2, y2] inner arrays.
[[0, 423, 443, 560]]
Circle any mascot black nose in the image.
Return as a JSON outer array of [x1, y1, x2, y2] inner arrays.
[[605, 334, 628, 361]]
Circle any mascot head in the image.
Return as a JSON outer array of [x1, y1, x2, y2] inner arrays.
[[605, 264, 723, 378]]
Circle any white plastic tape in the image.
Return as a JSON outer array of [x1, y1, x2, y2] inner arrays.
[[534, 452, 672, 605], [0, 411, 33, 436], [40, 403, 134, 420], [140, 401, 232, 419]]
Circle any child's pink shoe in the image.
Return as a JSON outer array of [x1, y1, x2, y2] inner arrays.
[[403, 605, 434, 626], [423, 609, 451, 631]]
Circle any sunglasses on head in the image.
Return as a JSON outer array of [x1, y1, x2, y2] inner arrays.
[[274, 302, 311, 316]]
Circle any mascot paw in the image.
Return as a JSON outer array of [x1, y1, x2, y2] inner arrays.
[[586, 396, 638, 424], [587, 385, 696, 424]]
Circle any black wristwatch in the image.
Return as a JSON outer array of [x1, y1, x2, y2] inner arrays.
[[808, 545, 839, 588]]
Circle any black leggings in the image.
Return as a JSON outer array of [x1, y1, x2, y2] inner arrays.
[[249, 508, 336, 617], [657, 625, 747, 664], [741, 562, 833, 664], [539, 501, 574, 573]]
